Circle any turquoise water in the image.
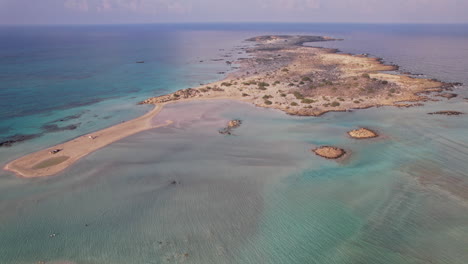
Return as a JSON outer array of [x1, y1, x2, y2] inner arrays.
[[0, 24, 467, 263]]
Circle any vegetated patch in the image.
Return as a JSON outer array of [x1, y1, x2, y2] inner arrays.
[[293, 91, 304, 99], [301, 98, 315, 104], [32, 156, 70, 170]]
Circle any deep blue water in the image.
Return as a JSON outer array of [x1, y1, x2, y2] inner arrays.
[[0, 24, 467, 264]]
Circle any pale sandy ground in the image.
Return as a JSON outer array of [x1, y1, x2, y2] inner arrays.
[[4, 105, 170, 178], [4, 97, 246, 178]]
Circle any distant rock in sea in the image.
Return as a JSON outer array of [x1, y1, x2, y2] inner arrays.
[[219, 119, 242, 135], [428, 111, 464, 116]]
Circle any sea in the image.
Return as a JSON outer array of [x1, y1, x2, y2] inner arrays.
[[0, 23, 467, 264]]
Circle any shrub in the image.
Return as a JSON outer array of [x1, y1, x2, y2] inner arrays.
[[331, 101, 340, 107], [382, 80, 388, 85], [280, 93, 287, 97], [274, 81, 280, 85], [362, 73, 370, 79], [302, 76, 312, 82], [258, 82, 270, 87], [288, 83, 295, 86], [264, 100, 273, 105], [293, 91, 304, 99], [263, 95, 272, 99], [282, 68, 289, 72], [389, 88, 396, 93], [242, 93, 249, 97], [221, 82, 232, 87], [301, 98, 315, 104], [291, 102, 298, 106], [331, 87, 337, 92], [299, 81, 305, 85], [199, 88, 207, 92], [309, 85, 316, 89], [353, 100, 360, 103], [338, 97, 345, 102], [173, 94, 180, 97]]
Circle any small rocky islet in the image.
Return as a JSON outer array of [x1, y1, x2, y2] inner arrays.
[[312, 146, 346, 159], [428, 111, 464, 116], [219, 119, 242, 135], [347, 128, 379, 139], [314, 127, 378, 160]]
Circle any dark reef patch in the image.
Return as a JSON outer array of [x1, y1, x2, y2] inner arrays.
[[0, 133, 41, 147], [41, 123, 80, 133]]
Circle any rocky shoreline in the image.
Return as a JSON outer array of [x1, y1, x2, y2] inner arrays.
[[140, 35, 457, 117]]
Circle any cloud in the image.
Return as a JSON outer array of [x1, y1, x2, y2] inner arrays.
[[64, 0, 89, 11], [259, 0, 321, 10], [63, 0, 192, 15], [1, 0, 467, 24]]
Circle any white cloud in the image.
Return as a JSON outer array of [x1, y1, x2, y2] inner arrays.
[[63, 0, 192, 15], [64, 0, 89, 11]]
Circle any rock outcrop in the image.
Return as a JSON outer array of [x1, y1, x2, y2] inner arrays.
[[312, 146, 346, 159], [347, 128, 378, 139]]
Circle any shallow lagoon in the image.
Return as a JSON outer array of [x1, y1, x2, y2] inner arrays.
[[1, 98, 467, 263]]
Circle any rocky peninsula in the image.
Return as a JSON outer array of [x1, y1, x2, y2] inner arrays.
[[4, 35, 456, 178], [140, 35, 454, 116]]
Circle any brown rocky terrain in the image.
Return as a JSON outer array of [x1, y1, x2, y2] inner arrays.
[[140, 35, 456, 117], [313, 146, 346, 159], [347, 128, 379, 139]]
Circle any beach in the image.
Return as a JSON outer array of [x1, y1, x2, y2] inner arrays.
[[4, 104, 168, 177]]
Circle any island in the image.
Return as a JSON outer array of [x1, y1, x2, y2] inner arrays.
[[312, 146, 346, 159], [3, 35, 457, 178], [347, 128, 379, 139]]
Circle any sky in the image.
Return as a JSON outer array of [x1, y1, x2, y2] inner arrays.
[[0, 0, 467, 25]]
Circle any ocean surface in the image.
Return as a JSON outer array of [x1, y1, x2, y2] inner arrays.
[[0, 23, 467, 264]]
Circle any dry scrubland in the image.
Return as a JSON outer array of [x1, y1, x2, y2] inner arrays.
[[141, 35, 456, 116]]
